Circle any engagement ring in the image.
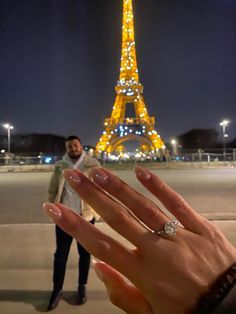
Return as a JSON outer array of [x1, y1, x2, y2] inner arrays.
[[156, 220, 178, 236]]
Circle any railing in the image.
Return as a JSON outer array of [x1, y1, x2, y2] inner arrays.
[[0, 148, 235, 166], [104, 117, 155, 126], [170, 148, 236, 162], [0, 154, 63, 166]]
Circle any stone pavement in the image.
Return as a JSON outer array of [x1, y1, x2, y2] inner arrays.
[[0, 221, 236, 314]]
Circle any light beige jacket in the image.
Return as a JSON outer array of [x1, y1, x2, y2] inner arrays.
[[48, 151, 100, 221]]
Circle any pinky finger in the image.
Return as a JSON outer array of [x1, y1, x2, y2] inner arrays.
[[94, 261, 153, 314]]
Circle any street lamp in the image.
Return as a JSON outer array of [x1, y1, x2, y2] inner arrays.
[[170, 138, 177, 156], [219, 120, 230, 160], [3, 123, 14, 153]]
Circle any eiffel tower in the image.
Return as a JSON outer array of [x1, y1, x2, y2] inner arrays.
[[96, 0, 165, 155]]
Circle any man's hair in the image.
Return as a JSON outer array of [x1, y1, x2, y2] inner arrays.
[[64, 135, 81, 143]]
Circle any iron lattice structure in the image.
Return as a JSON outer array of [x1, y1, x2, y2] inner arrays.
[[96, 0, 165, 155]]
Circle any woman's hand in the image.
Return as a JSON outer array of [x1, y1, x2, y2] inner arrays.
[[43, 166, 236, 314]]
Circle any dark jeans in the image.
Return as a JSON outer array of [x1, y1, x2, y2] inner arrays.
[[52, 218, 95, 291]]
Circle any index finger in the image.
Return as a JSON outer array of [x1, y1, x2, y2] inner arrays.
[[43, 202, 139, 280]]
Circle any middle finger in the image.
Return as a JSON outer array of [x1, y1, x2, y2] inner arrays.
[[64, 169, 149, 248], [90, 167, 169, 232]]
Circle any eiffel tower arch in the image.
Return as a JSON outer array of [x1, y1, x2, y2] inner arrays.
[[96, 0, 165, 156]]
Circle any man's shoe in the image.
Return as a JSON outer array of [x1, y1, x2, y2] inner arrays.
[[77, 285, 87, 305], [47, 290, 62, 311]]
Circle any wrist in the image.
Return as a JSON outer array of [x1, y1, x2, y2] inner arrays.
[[192, 263, 236, 314]]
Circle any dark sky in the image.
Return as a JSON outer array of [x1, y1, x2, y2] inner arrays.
[[0, 0, 236, 146]]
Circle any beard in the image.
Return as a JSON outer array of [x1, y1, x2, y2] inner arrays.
[[68, 152, 81, 160]]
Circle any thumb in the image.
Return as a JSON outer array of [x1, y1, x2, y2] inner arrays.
[[94, 261, 153, 314]]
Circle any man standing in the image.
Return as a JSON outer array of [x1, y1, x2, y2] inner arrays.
[[47, 135, 100, 311]]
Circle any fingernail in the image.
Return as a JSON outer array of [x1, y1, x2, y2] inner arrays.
[[43, 202, 63, 220], [64, 169, 82, 185], [91, 168, 109, 185], [134, 166, 151, 182], [94, 262, 105, 282]]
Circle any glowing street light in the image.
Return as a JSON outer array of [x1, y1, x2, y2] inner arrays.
[[3, 123, 14, 153], [170, 138, 177, 156], [219, 120, 230, 160]]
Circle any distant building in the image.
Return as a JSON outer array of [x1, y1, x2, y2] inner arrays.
[[229, 137, 236, 148], [0, 133, 65, 154], [178, 129, 219, 149]]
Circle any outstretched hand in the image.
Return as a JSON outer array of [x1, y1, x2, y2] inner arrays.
[[43, 166, 236, 314]]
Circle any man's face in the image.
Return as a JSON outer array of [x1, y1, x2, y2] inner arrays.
[[65, 139, 83, 159]]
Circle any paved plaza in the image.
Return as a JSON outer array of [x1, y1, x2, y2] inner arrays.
[[0, 168, 236, 313]]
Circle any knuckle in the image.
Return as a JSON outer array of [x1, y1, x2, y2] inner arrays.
[[144, 200, 159, 221], [113, 180, 125, 195], [102, 174, 124, 195], [105, 207, 130, 227], [206, 222, 225, 242], [94, 240, 111, 260], [82, 185, 95, 200], [66, 217, 80, 236], [173, 195, 188, 214], [157, 181, 166, 193]]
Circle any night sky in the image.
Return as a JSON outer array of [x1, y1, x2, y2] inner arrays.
[[0, 0, 236, 146]]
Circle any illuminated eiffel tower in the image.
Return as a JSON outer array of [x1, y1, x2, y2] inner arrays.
[[96, 0, 165, 155]]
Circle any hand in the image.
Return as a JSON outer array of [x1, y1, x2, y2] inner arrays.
[[43, 166, 236, 314]]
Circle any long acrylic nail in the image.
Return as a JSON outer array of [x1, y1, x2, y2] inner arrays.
[[64, 169, 82, 185], [91, 168, 109, 185], [43, 202, 63, 220], [134, 166, 151, 182]]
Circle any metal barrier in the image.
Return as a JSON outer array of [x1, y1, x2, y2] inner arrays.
[[0, 148, 235, 166]]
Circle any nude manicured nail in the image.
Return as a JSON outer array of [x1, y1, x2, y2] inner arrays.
[[134, 166, 151, 182], [43, 202, 63, 219], [91, 168, 109, 185], [64, 169, 82, 185]]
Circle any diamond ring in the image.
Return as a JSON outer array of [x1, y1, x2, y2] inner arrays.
[[156, 220, 179, 236]]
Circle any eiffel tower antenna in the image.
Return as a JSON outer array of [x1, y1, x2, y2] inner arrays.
[[96, 0, 165, 156]]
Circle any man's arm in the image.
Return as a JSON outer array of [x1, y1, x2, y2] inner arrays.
[[48, 165, 61, 202]]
